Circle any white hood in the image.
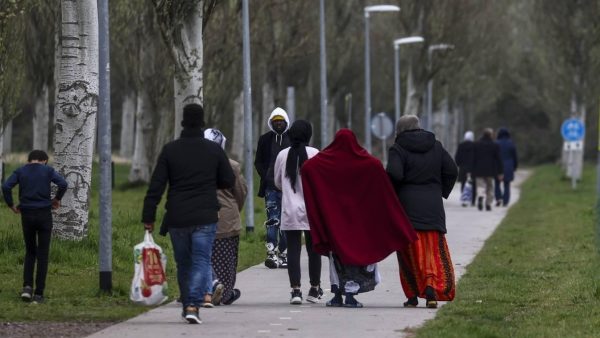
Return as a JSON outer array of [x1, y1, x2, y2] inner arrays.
[[267, 107, 290, 133]]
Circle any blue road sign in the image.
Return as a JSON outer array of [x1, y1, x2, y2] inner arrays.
[[561, 118, 585, 142]]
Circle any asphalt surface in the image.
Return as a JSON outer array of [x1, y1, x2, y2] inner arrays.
[[87, 170, 529, 338]]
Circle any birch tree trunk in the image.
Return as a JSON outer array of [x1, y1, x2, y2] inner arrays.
[[119, 92, 136, 158], [33, 84, 50, 151], [172, 1, 203, 139], [2, 119, 12, 154], [128, 90, 153, 183], [53, 0, 99, 240], [262, 82, 274, 134], [403, 62, 421, 117], [230, 90, 244, 162]]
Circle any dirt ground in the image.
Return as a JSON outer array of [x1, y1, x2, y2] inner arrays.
[[0, 321, 114, 338]]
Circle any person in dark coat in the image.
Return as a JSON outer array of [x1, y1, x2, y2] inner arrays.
[[254, 107, 291, 269], [472, 128, 503, 211], [386, 115, 458, 309], [454, 130, 476, 206], [494, 127, 518, 206], [142, 103, 235, 324]]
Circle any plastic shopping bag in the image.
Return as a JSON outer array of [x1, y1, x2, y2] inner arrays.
[[130, 230, 169, 306], [460, 180, 473, 206]]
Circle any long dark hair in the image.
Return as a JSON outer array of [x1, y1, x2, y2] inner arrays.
[[285, 120, 313, 193]]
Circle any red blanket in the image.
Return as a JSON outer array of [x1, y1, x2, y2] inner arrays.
[[301, 129, 417, 266]]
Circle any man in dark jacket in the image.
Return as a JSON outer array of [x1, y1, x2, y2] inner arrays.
[[472, 128, 503, 211], [494, 127, 518, 206], [386, 115, 458, 309], [454, 130, 476, 206], [142, 103, 235, 324], [254, 107, 290, 269]]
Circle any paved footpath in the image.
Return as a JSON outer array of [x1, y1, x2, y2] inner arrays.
[[88, 170, 529, 338]]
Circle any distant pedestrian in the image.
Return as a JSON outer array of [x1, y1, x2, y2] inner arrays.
[[142, 104, 235, 324], [1, 150, 68, 304], [254, 107, 291, 269], [273, 120, 322, 305], [204, 128, 248, 306], [455, 130, 476, 206], [302, 129, 417, 308], [494, 127, 518, 206], [472, 128, 503, 211], [387, 115, 458, 308]]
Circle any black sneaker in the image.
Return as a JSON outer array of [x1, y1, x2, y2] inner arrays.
[[184, 306, 202, 324], [306, 286, 323, 303], [485, 204, 492, 211], [222, 289, 241, 305], [265, 250, 279, 269], [290, 289, 302, 305], [21, 286, 33, 302], [477, 196, 484, 211], [31, 294, 44, 304], [278, 252, 288, 268]]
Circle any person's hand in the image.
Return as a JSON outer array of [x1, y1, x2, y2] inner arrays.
[[498, 174, 504, 181], [144, 223, 154, 233], [51, 198, 61, 210], [10, 206, 20, 214]]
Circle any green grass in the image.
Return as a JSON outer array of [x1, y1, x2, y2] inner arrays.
[[416, 164, 600, 338], [0, 160, 267, 322]]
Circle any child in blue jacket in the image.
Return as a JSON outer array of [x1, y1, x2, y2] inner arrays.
[[2, 150, 67, 303]]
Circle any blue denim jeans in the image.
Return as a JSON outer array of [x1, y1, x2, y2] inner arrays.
[[494, 177, 511, 206], [169, 223, 217, 309], [264, 188, 286, 253]]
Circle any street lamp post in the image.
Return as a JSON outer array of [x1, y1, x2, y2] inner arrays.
[[319, 0, 328, 148], [364, 4, 400, 153], [393, 36, 424, 123], [242, 0, 254, 233], [426, 43, 454, 131]]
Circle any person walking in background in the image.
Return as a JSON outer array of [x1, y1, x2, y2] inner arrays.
[[1, 150, 68, 304], [455, 130, 476, 206], [472, 128, 504, 211], [204, 128, 248, 306], [302, 129, 417, 308], [142, 104, 235, 324], [386, 115, 458, 309], [254, 107, 291, 269], [273, 120, 322, 305], [494, 127, 518, 207]]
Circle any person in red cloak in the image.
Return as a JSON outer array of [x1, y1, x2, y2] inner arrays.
[[301, 129, 417, 307]]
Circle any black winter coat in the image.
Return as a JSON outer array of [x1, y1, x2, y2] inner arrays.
[[386, 129, 458, 233], [454, 140, 475, 182], [254, 131, 290, 197], [472, 136, 503, 178], [142, 128, 235, 230]]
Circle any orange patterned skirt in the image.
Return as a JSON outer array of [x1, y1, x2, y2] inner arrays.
[[396, 230, 455, 301]]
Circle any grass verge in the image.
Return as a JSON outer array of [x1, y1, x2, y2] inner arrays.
[[415, 164, 600, 337], [0, 161, 267, 322]]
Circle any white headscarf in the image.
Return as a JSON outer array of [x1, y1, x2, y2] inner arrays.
[[204, 128, 227, 149], [464, 130, 474, 141]]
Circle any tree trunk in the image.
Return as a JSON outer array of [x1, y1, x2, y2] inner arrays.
[[0, 109, 4, 183], [230, 90, 244, 162], [129, 90, 153, 183], [262, 82, 274, 134], [119, 92, 136, 158], [403, 61, 421, 117], [53, 0, 99, 240], [172, 1, 204, 139], [2, 119, 12, 154], [33, 84, 50, 151]]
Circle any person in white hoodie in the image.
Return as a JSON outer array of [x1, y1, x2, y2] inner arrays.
[[254, 107, 291, 269], [274, 120, 322, 304]]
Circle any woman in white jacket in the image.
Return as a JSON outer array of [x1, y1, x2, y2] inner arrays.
[[274, 120, 322, 305]]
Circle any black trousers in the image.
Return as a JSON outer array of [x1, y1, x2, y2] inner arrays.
[[284, 230, 321, 288], [21, 208, 53, 296]]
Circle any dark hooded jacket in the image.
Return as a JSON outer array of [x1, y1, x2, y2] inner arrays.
[[472, 133, 503, 178], [495, 128, 518, 181], [386, 129, 458, 233]]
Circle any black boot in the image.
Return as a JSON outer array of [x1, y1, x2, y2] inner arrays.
[[425, 286, 437, 308], [343, 293, 363, 308], [326, 285, 343, 307]]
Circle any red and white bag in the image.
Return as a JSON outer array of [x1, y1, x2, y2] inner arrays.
[[130, 231, 168, 306]]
